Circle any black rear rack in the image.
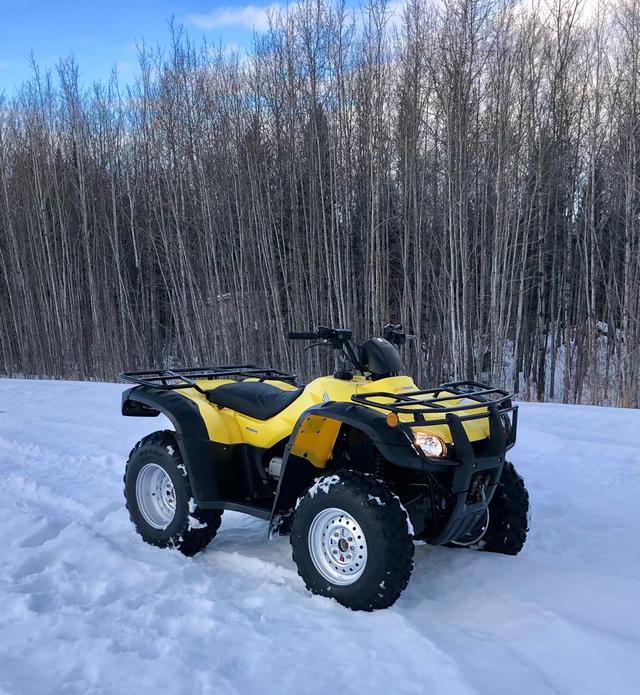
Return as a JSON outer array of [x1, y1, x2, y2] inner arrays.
[[120, 365, 298, 394], [351, 380, 517, 435]]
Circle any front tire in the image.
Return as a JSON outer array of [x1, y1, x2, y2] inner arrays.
[[124, 430, 223, 557], [291, 471, 414, 610], [481, 461, 529, 555]]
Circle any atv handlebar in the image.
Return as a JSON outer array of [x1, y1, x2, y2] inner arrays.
[[287, 327, 353, 343], [288, 325, 409, 348], [287, 331, 320, 340], [287, 326, 361, 372], [287, 324, 412, 375]]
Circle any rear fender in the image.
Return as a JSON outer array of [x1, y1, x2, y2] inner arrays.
[[122, 386, 221, 502], [269, 401, 419, 533]]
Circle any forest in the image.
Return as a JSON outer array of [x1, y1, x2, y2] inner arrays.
[[0, 0, 639, 406]]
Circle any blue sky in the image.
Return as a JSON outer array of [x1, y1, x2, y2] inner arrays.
[[0, 0, 279, 93]]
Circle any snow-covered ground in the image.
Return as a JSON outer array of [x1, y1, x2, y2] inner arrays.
[[1, 379, 639, 695]]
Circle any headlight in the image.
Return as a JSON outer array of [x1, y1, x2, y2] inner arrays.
[[414, 432, 447, 458]]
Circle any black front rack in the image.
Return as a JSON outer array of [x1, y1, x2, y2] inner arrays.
[[120, 365, 298, 394], [351, 380, 517, 434]]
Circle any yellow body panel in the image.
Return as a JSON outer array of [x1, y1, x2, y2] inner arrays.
[[289, 415, 342, 468], [177, 374, 490, 458]]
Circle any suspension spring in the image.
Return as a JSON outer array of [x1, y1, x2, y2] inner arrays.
[[374, 456, 387, 480]]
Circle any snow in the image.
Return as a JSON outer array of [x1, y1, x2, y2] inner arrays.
[[304, 473, 341, 499], [391, 491, 416, 536], [187, 516, 208, 530], [1, 378, 639, 695]]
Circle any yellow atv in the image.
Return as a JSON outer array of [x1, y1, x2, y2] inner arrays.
[[121, 325, 528, 610]]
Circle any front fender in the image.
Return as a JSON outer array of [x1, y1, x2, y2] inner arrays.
[[269, 401, 419, 532], [287, 400, 423, 468]]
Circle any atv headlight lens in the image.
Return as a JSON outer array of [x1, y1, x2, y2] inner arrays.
[[414, 432, 447, 458]]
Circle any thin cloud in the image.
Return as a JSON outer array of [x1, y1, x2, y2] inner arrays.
[[185, 4, 282, 32], [186, 1, 407, 37]]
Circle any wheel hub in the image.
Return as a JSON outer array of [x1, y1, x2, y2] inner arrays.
[[136, 463, 177, 530], [308, 507, 368, 585]]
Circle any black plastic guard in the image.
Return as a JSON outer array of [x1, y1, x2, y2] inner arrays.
[[427, 406, 506, 545], [121, 386, 221, 502]]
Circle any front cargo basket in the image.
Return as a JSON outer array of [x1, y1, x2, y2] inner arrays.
[[351, 380, 518, 449]]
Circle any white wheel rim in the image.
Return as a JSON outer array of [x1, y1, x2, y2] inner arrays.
[[308, 507, 368, 585], [136, 463, 177, 529]]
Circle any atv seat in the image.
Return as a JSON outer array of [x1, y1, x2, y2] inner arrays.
[[206, 382, 303, 420]]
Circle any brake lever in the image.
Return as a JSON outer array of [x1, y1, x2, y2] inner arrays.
[[304, 341, 331, 350]]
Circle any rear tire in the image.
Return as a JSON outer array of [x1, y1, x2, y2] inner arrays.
[[124, 430, 223, 557], [291, 471, 414, 610]]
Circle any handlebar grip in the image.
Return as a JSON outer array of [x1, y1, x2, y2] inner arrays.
[[287, 330, 318, 340]]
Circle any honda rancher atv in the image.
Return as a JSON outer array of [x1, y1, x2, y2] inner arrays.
[[121, 325, 528, 610]]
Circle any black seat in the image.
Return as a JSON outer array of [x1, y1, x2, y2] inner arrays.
[[206, 381, 303, 420]]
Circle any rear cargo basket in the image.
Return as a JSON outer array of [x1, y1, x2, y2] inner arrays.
[[120, 365, 298, 392]]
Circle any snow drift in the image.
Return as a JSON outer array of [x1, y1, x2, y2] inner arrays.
[[0, 379, 639, 694]]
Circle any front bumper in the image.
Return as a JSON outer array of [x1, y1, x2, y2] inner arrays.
[[351, 381, 518, 545], [410, 403, 518, 545]]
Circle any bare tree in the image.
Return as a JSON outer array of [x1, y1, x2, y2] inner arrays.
[[0, 0, 638, 407]]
